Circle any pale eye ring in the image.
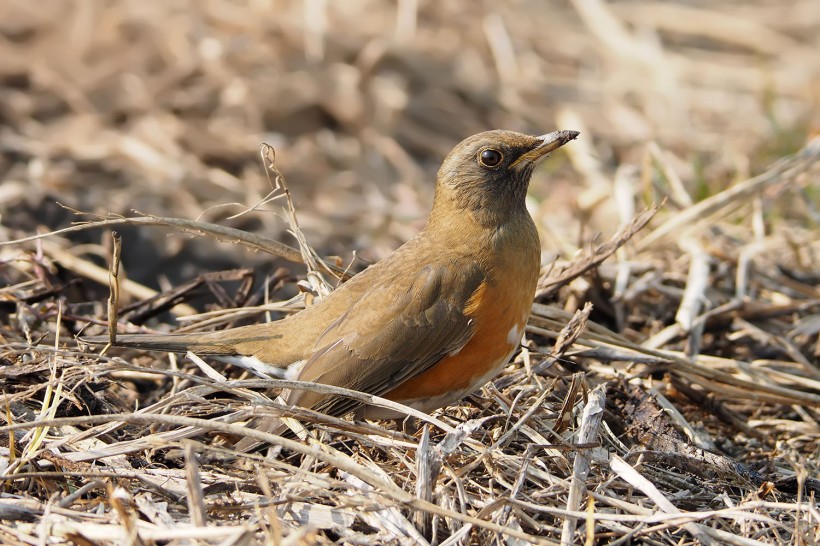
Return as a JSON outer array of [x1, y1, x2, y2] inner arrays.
[[479, 149, 503, 167]]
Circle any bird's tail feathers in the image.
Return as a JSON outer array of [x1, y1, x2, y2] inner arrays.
[[81, 332, 236, 355]]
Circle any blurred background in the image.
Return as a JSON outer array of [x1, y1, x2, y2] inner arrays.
[[1, 0, 818, 291]]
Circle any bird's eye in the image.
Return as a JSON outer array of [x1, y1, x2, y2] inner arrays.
[[479, 149, 503, 167]]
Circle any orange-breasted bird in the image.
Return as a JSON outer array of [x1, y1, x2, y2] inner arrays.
[[88, 129, 578, 449]]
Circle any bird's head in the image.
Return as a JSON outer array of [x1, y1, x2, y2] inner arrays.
[[432, 129, 579, 226]]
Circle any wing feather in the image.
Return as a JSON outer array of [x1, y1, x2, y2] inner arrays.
[[285, 260, 484, 417]]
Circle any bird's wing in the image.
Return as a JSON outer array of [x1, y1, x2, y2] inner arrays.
[[286, 259, 485, 417]]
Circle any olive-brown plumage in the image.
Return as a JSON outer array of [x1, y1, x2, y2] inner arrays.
[[88, 129, 578, 448]]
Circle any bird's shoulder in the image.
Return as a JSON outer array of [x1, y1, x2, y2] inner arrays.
[[325, 227, 480, 301], [324, 248, 486, 341]]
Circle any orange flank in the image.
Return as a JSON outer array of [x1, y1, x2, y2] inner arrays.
[[384, 279, 528, 401]]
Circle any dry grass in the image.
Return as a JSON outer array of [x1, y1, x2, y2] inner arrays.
[[1, 1, 819, 544]]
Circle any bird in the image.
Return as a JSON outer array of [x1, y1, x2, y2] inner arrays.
[[86, 129, 579, 449]]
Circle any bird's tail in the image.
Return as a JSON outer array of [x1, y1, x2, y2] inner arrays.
[[82, 331, 239, 356]]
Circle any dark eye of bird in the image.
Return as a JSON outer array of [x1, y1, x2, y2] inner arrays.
[[479, 149, 503, 167]]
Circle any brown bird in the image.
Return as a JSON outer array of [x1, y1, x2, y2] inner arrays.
[[88, 129, 578, 448]]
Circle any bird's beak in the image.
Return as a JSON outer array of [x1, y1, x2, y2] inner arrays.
[[511, 130, 580, 169]]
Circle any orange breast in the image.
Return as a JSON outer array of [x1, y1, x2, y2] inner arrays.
[[384, 278, 532, 402]]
